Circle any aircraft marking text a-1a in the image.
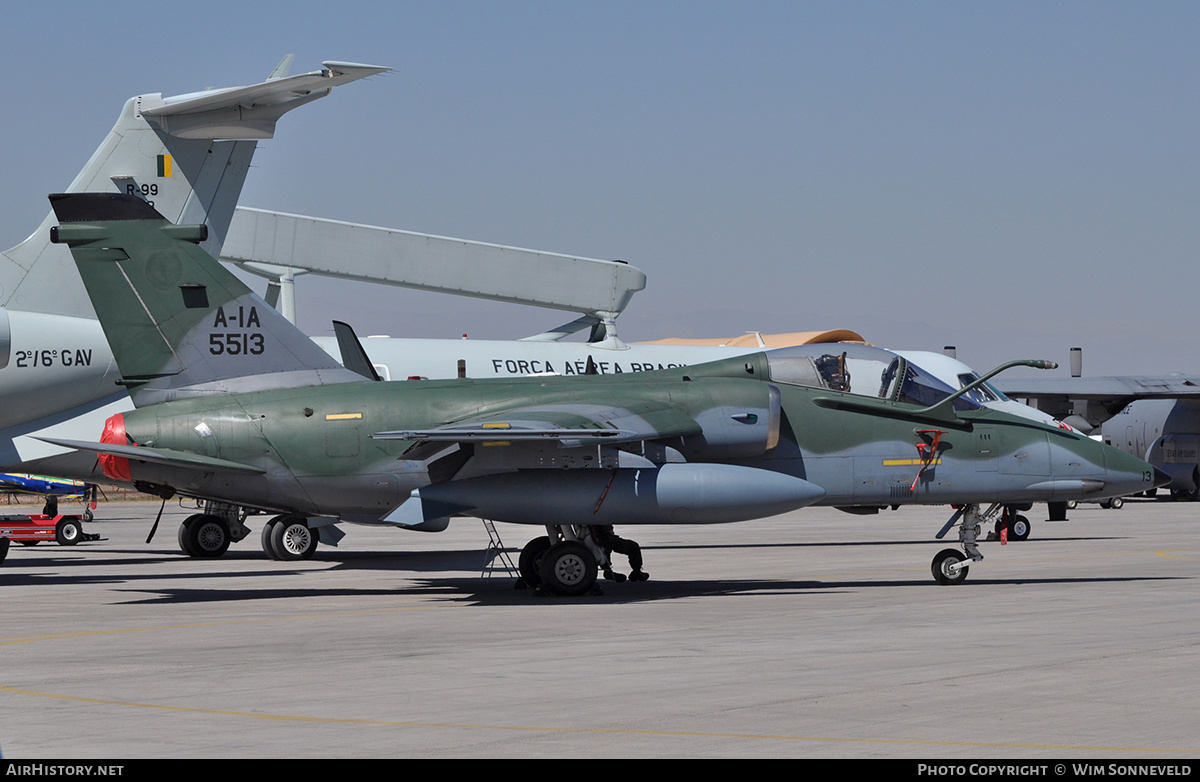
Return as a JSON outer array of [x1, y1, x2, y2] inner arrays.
[[42, 194, 1166, 592]]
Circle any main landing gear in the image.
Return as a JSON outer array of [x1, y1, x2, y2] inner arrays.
[[261, 514, 319, 561], [517, 525, 646, 596], [176, 502, 250, 558]]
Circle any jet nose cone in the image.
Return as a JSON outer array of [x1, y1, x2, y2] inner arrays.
[[1153, 467, 1172, 488]]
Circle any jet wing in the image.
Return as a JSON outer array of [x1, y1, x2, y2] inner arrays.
[[33, 437, 265, 475], [371, 400, 703, 446], [994, 375, 1200, 430], [995, 375, 1200, 400]]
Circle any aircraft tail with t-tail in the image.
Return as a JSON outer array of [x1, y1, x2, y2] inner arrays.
[[0, 58, 386, 470]]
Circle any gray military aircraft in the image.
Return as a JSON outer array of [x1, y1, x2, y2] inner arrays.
[[996, 349, 1200, 500], [40, 193, 1164, 592], [0, 57, 387, 481]]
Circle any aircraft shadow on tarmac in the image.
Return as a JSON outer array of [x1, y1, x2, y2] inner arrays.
[[4, 538, 1180, 606]]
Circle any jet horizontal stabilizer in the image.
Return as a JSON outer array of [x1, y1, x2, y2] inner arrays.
[[140, 61, 390, 140]]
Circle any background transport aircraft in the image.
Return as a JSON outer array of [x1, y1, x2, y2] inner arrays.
[[996, 348, 1200, 500], [0, 57, 387, 483], [43, 194, 1164, 593]]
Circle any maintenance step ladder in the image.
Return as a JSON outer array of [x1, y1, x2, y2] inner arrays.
[[480, 518, 518, 580]]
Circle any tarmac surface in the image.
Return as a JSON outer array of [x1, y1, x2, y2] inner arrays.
[[1, 497, 1197, 758]]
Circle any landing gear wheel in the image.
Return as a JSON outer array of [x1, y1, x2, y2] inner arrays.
[[270, 517, 317, 561], [538, 540, 598, 596], [1009, 514, 1030, 541], [83, 509, 94, 522], [931, 548, 969, 585], [1066, 500, 1078, 510], [185, 514, 231, 558], [55, 518, 83, 546], [518, 536, 551, 588], [261, 516, 285, 560], [178, 516, 199, 556], [1109, 497, 1124, 510]]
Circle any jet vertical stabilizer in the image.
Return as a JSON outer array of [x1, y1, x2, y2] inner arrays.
[[0, 59, 385, 467], [49, 194, 362, 403]]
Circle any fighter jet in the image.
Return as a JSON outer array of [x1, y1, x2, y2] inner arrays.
[[41, 193, 1164, 592], [995, 348, 1200, 500], [0, 57, 387, 481]]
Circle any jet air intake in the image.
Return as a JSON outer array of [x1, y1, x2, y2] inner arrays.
[[677, 383, 782, 460]]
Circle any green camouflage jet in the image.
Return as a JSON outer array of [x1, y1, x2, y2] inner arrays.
[[42, 194, 1166, 593]]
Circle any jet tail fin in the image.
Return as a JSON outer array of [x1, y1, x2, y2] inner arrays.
[[2, 59, 388, 318], [49, 193, 362, 405]]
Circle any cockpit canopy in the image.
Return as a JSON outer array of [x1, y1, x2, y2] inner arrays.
[[765, 344, 985, 412]]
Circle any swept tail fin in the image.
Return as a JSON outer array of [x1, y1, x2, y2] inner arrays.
[[49, 193, 362, 405], [1, 59, 388, 318]]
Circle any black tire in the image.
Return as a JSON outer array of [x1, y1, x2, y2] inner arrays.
[[1066, 500, 1078, 510], [518, 536, 552, 587], [1009, 514, 1030, 541], [83, 509, 94, 522], [270, 517, 318, 561], [538, 540, 597, 596], [188, 514, 231, 558], [261, 516, 284, 560], [178, 515, 201, 557], [1109, 497, 1124, 510], [931, 548, 968, 585], [55, 518, 83, 546], [0, 536, 8, 564]]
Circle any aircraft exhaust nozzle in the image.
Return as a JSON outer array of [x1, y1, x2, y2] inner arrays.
[[409, 463, 825, 526], [98, 413, 133, 483]]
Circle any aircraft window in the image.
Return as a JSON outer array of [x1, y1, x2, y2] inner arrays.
[[766, 355, 827, 389], [765, 345, 983, 410], [768, 349, 899, 400], [814, 352, 850, 392], [878, 357, 902, 400], [898, 365, 981, 411], [957, 372, 1007, 402]]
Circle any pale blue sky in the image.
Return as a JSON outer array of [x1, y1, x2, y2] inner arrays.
[[3, 1, 1198, 376]]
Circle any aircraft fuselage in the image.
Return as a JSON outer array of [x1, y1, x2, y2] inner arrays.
[[110, 354, 1157, 524]]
